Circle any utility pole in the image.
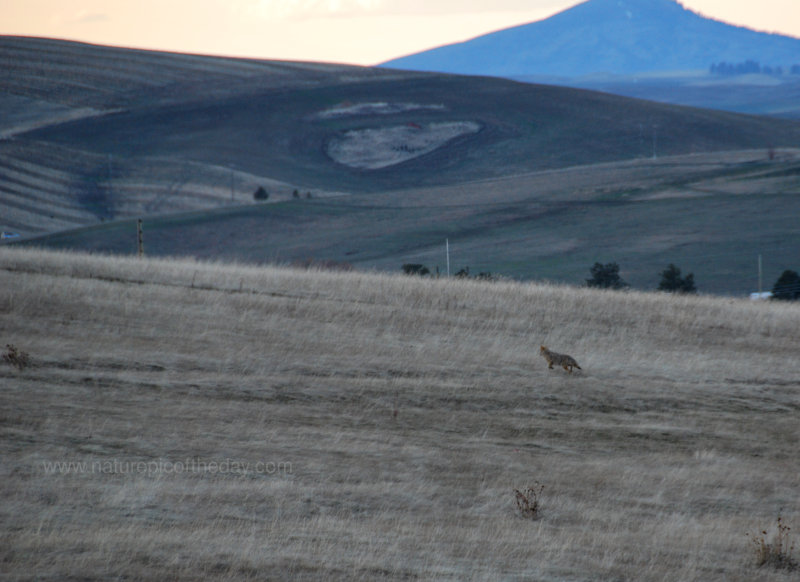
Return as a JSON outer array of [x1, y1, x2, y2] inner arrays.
[[107, 153, 113, 204], [652, 125, 658, 160], [758, 254, 763, 295], [137, 219, 144, 258], [446, 238, 450, 277]]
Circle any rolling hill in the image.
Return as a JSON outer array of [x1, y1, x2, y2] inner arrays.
[[381, 0, 800, 77], [380, 0, 800, 117], [0, 36, 423, 235], [3, 36, 800, 294]]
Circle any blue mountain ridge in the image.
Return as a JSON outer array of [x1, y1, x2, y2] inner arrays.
[[381, 0, 800, 78]]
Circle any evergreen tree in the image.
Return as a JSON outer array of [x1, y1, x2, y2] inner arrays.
[[586, 262, 628, 289], [402, 263, 430, 276], [657, 263, 697, 294], [771, 270, 800, 301]]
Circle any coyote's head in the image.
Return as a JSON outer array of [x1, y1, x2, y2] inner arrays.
[[540, 345, 548, 353]]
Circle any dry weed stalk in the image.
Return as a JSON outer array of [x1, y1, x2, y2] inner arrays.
[[747, 515, 797, 571], [514, 482, 544, 519], [3, 344, 30, 371]]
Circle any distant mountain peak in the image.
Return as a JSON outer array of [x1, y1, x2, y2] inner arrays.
[[381, 0, 800, 78]]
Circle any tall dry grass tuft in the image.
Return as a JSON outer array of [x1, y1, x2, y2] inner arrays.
[[514, 482, 544, 519]]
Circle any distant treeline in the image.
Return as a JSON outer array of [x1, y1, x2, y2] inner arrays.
[[709, 60, 800, 76]]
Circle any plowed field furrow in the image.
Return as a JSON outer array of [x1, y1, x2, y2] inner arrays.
[[0, 193, 91, 224], [0, 165, 75, 194]]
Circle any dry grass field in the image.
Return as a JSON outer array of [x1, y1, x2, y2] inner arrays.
[[1, 247, 799, 581]]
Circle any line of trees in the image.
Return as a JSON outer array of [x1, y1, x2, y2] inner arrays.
[[401, 261, 798, 300], [402, 263, 496, 281], [586, 262, 800, 300], [586, 262, 696, 293], [709, 61, 800, 76]]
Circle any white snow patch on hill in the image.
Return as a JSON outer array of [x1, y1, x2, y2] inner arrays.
[[314, 102, 446, 119], [326, 121, 481, 169]]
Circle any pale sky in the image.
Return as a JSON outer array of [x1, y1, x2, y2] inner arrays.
[[3, 0, 800, 66]]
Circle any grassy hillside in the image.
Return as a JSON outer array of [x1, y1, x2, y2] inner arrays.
[[2, 247, 799, 580], [22, 149, 800, 295]]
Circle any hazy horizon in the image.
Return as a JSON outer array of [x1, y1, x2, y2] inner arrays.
[[3, 0, 800, 66]]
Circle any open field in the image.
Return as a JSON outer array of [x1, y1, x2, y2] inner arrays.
[[2, 247, 799, 580]]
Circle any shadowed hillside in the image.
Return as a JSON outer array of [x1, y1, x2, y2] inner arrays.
[[3, 37, 800, 294], [1, 36, 422, 236], [5, 36, 800, 235]]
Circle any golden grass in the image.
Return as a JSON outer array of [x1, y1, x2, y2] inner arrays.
[[1, 247, 799, 581]]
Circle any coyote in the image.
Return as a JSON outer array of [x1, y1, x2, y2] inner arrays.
[[540, 346, 581, 373]]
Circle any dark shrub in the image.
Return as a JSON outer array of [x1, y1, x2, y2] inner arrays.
[[657, 263, 697, 293], [586, 262, 628, 289], [772, 270, 800, 301], [402, 263, 430, 276]]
